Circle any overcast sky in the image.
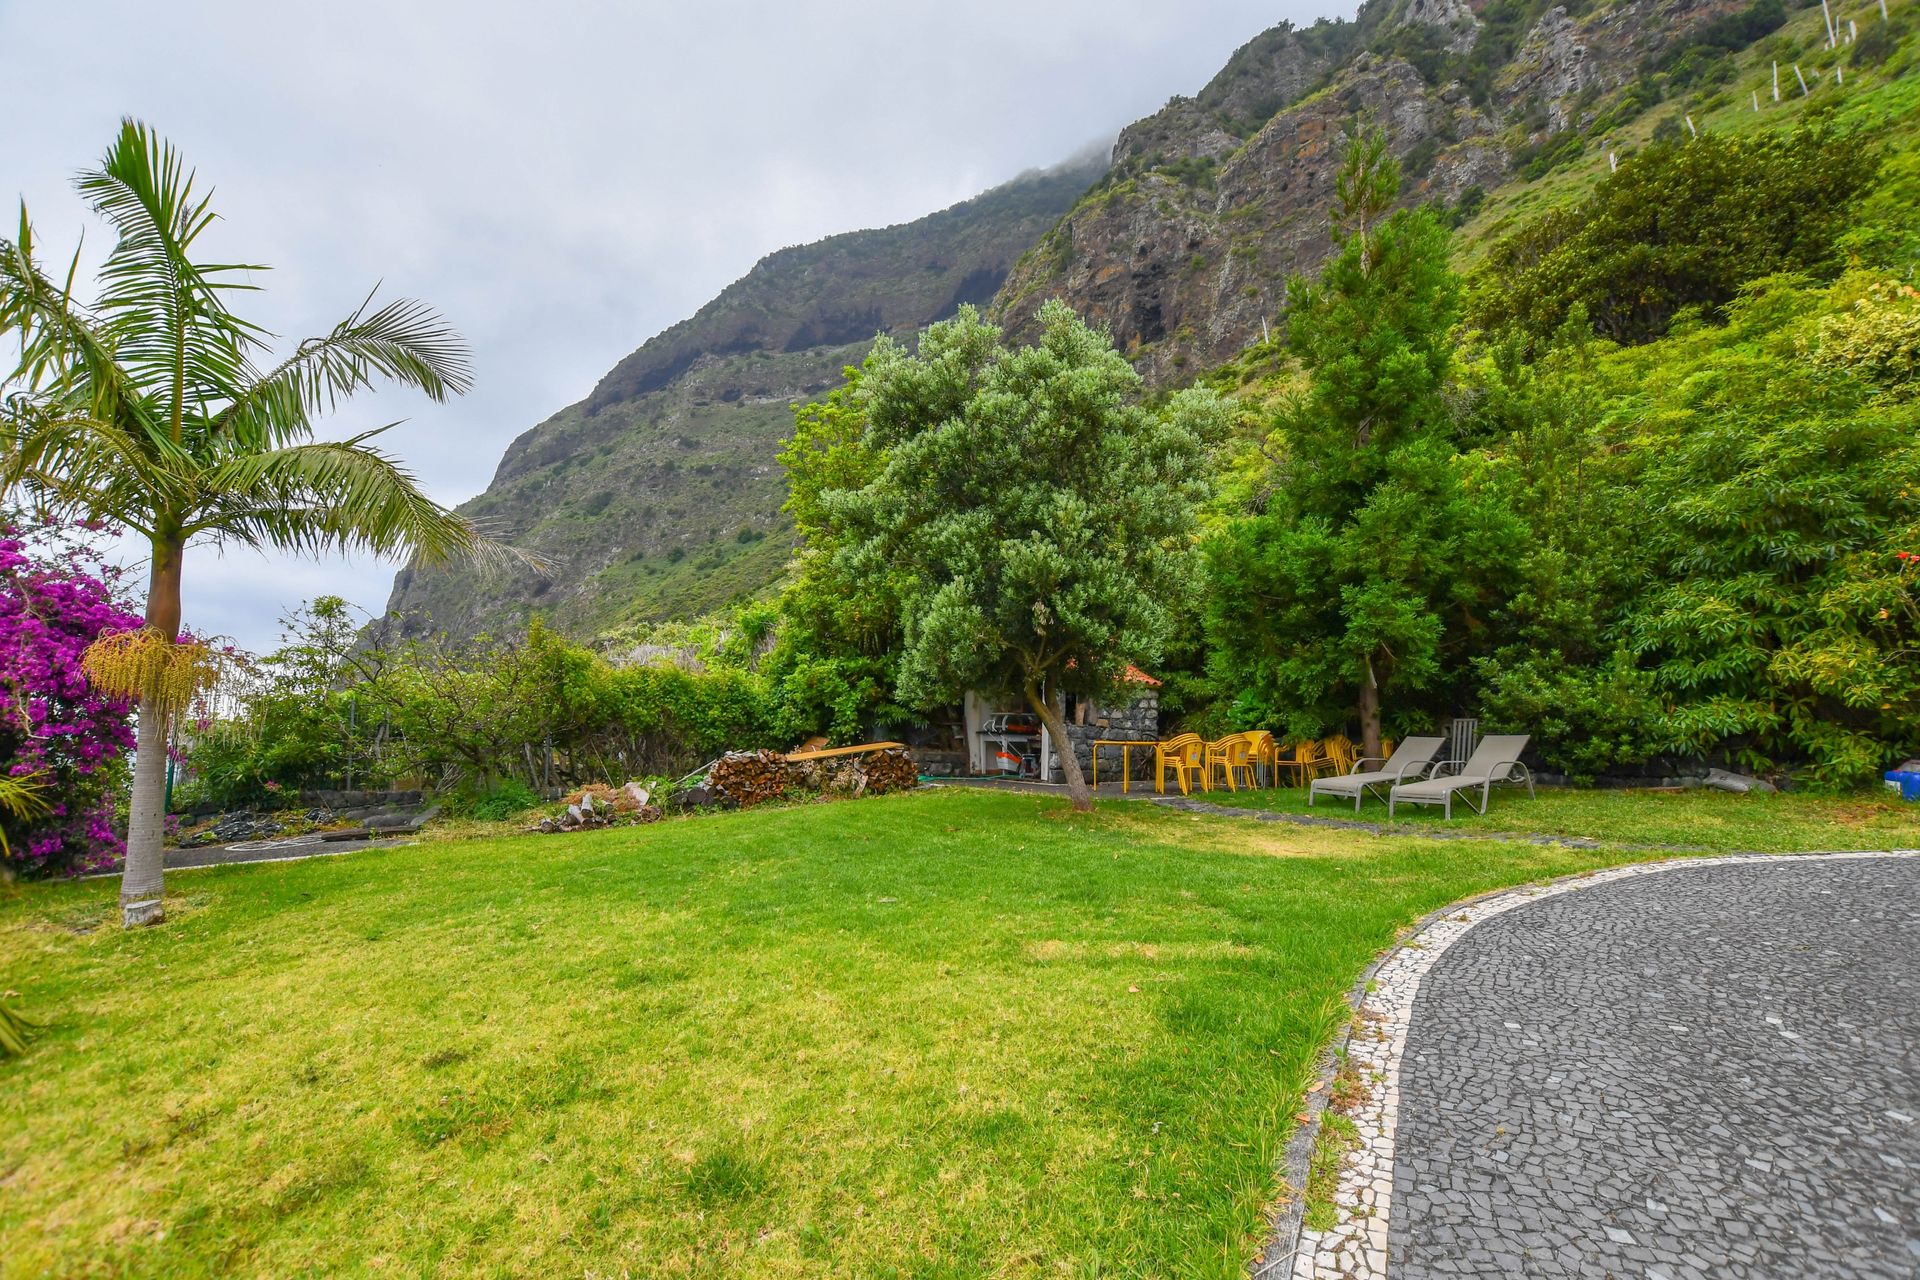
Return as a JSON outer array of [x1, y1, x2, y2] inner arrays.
[[2, 0, 1342, 651]]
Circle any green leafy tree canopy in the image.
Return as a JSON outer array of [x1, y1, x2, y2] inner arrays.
[[829, 300, 1228, 810], [1470, 121, 1881, 349]]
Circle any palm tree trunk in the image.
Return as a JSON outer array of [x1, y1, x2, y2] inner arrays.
[[120, 697, 169, 926], [122, 535, 183, 928]]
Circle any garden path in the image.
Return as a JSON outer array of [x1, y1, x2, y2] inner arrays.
[[1283, 854, 1920, 1278]]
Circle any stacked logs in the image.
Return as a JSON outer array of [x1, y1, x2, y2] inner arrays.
[[850, 747, 917, 795], [707, 749, 792, 808], [702, 746, 919, 810]]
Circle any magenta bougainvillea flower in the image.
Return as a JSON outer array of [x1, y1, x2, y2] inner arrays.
[[0, 521, 143, 876]]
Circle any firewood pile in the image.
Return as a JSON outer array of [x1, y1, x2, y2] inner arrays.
[[834, 746, 918, 796], [693, 745, 920, 810], [535, 781, 661, 833], [706, 749, 792, 808]]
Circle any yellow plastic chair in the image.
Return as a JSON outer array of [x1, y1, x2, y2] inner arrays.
[[1154, 733, 1206, 795], [1274, 738, 1327, 787], [1243, 730, 1278, 788], [1205, 734, 1257, 792], [1316, 734, 1358, 780]]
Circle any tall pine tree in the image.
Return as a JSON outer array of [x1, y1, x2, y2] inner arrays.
[[1205, 129, 1521, 756]]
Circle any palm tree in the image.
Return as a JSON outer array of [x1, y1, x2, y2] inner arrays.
[[0, 119, 513, 927]]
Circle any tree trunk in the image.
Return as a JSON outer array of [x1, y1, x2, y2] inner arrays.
[[1028, 680, 1092, 813], [1358, 653, 1383, 762], [120, 697, 169, 926], [122, 536, 183, 929]]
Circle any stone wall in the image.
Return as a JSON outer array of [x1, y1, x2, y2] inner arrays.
[[1057, 693, 1160, 782], [301, 788, 424, 810]]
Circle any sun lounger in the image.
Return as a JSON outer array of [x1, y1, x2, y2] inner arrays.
[[1308, 736, 1446, 812], [1387, 735, 1534, 819]]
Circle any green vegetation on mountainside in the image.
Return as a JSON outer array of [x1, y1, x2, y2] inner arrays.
[[380, 159, 1103, 641], [382, 0, 1920, 670], [397, 344, 856, 639], [1453, 0, 1920, 264]]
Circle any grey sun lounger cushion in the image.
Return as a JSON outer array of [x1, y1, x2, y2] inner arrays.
[[1308, 736, 1447, 811], [1388, 734, 1534, 819]]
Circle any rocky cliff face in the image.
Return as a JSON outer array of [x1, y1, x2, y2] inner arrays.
[[997, 53, 1505, 382], [992, 0, 1743, 382], [383, 0, 1760, 642], [379, 157, 1103, 641]]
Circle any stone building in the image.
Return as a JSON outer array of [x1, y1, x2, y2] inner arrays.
[[896, 666, 1164, 781], [1049, 666, 1162, 784]]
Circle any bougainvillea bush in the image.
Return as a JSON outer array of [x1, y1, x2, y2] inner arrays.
[[0, 520, 141, 876]]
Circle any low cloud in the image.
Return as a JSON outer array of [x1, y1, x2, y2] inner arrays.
[[2, 0, 1344, 650]]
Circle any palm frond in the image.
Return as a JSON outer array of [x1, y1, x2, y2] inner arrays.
[[215, 291, 474, 449], [0, 1000, 44, 1058], [196, 434, 531, 570], [0, 770, 51, 870], [74, 119, 264, 435], [0, 205, 153, 434], [0, 407, 175, 534]]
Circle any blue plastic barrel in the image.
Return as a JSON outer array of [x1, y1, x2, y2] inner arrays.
[[1886, 770, 1920, 801]]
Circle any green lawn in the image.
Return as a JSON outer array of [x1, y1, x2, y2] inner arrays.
[[1188, 781, 1918, 853], [0, 790, 1707, 1279]]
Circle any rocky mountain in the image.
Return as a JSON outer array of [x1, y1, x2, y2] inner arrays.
[[383, 0, 1778, 642], [379, 156, 1104, 640], [993, 0, 1747, 381]]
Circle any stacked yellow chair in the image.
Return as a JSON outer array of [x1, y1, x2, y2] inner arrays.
[[1154, 732, 1207, 795], [1316, 734, 1358, 780], [1205, 733, 1258, 792], [1243, 730, 1278, 788], [1270, 739, 1322, 786]]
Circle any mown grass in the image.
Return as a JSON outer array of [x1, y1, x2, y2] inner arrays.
[[0, 789, 1693, 1278], [1186, 781, 1918, 853]]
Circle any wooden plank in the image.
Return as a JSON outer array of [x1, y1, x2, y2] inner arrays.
[[782, 741, 907, 762]]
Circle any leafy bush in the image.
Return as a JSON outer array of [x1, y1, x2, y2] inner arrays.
[[1515, 130, 1585, 181], [1475, 653, 1661, 780], [1444, 185, 1487, 228], [1651, 0, 1787, 86], [174, 609, 788, 807], [1607, 276, 1920, 785], [173, 597, 390, 811], [461, 780, 540, 821], [1850, 13, 1909, 68], [1471, 123, 1880, 349]]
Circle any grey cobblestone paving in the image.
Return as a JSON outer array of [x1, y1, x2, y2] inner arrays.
[[1390, 856, 1920, 1278]]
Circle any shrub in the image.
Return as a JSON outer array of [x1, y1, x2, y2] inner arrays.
[[463, 780, 540, 821], [172, 598, 392, 811], [0, 521, 142, 876], [1475, 653, 1660, 781], [1471, 123, 1880, 349]]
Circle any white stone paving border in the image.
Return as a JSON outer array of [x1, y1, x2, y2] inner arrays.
[[1264, 848, 1920, 1280]]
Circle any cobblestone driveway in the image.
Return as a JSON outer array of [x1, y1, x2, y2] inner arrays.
[[1391, 856, 1920, 1278]]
